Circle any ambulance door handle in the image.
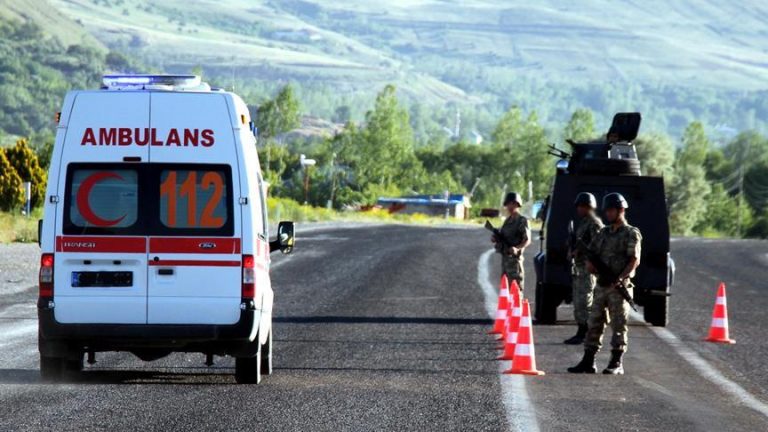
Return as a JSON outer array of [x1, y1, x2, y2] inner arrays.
[[158, 268, 174, 276]]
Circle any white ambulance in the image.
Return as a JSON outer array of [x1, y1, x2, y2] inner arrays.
[[37, 74, 295, 384]]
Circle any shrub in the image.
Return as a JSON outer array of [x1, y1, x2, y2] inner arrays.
[[0, 151, 24, 211], [4, 138, 47, 208]]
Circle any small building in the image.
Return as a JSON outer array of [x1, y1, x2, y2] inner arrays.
[[377, 194, 471, 219]]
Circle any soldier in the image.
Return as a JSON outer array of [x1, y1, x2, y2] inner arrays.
[[564, 192, 603, 345], [491, 192, 531, 293], [568, 193, 641, 375]]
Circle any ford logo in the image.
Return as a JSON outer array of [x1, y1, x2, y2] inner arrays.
[[199, 242, 217, 250]]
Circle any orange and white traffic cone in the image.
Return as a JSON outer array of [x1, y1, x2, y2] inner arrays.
[[705, 282, 735, 344], [497, 292, 522, 360], [497, 284, 521, 347], [488, 274, 510, 335], [509, 279, 521, 295], [503, 300, 545, 376], [496, 279, 522, 342]]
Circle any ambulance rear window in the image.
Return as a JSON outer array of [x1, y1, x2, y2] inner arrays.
[[63, 163, 233, 236], [159, 169, 229, 230], [65, 168, 140, 234]]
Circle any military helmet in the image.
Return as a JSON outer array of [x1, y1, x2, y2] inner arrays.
[[574, 192, 597, 209], [503, 192, 523, 207], [602, 192, 629, 210]]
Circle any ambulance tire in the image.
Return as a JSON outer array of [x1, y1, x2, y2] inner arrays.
[[62, 353, 84, 380], [235, 349, 262, 384], [40, 355, 63, 382], [260, 328, 273, 376]]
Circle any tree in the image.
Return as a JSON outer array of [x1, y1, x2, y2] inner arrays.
[[678, 121, 710, 167], [332, 105, 351, 124], [746, 211, 768, 239], [694, 183, 752, 237], [668, 164, 710, 235], [0, 150, 24, 211], [357, 85, 418, 194], [563, 108, 596, 142], [490, 107, 552, 202], [255, 84, 301, 140], [635, 133, 676, 185], [4, 139, 47, 208], [491, 106, 524, 147], [668, 121, 712, 235]]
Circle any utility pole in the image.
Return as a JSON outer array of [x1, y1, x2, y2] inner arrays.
[[737, 164, 744, 238], [300, 154, 316, 205], [328, 152, 337, 209]]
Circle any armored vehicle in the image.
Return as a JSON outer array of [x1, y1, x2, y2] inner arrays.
[[533, 113, 674, 326]]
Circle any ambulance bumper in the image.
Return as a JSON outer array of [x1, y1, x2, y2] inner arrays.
[[37, 306, 260, 350]]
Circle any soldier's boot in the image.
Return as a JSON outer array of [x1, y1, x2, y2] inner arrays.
[[567, 347, 597, 374], [602, 350, 624, 375], [563, 324, 588, 345]]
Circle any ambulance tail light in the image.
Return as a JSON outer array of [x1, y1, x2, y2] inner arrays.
[[39, 254, 54, 298], [242, 255, 255, 299]]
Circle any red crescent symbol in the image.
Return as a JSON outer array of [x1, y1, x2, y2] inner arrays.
[[76, 171, 128, 227]]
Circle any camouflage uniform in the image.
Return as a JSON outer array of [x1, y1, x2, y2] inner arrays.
[[496, 214, 530, 292], [584, 222, 642, 352], [570, 213, 604, 326]]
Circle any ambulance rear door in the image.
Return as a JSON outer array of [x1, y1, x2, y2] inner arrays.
[[146, 92, 242, 325], [54, 92, 150, 324]]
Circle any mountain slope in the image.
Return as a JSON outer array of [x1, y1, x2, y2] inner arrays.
[[0, 0, 103, 48], [37, 0, 768, 134]]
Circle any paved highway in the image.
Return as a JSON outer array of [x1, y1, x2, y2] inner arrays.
[[0, 224, 766, 431]]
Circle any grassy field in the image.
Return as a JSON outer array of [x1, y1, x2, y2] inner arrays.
[[0, 209, 40, 243]]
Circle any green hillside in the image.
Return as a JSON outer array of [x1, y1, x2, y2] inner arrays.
[[0, 0, 103, 48], [18, 0, 768, 135], [0, 1, 144, 139]]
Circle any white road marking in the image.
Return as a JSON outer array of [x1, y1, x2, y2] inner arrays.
[[478, 249, 540, 432], [630, 310, 768, 419]]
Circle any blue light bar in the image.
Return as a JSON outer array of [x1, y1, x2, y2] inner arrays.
[[102, 74, 201, 89]]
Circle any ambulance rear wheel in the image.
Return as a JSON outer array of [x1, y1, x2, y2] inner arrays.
[[62, 353, 84, 380], [260, 328, 273, 376], [40, 356, 63, 382], [534, 282, 559, 324], [643, 294, 669, 327], [235, 353, 262, 384]]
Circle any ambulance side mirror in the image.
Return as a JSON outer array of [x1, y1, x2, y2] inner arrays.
[[37, 219, 43, 247], [271, 221, 295, 254]]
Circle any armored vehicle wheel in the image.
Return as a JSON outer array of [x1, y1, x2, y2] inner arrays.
[[534, 282, 559, 324], [643, 294, 669, 327]]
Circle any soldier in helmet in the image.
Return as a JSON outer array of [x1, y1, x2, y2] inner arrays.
[[491, 192, 531, 293], [568, 192, 641, 375], [564, 192, 603, 345]]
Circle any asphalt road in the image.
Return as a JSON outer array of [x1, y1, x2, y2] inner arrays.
[[0, 224, 766, 431]]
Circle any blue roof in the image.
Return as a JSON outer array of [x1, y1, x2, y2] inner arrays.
[[377, 194, 468, 206]]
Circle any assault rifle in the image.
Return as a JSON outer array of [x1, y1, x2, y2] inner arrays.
[[485, 220, 510, 254], [573, 234, 638, 312]]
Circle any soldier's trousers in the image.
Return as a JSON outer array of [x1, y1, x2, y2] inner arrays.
[[502, 256, 524, 293], [584, 284, 632, 352], [571, 266, 595, 326]]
